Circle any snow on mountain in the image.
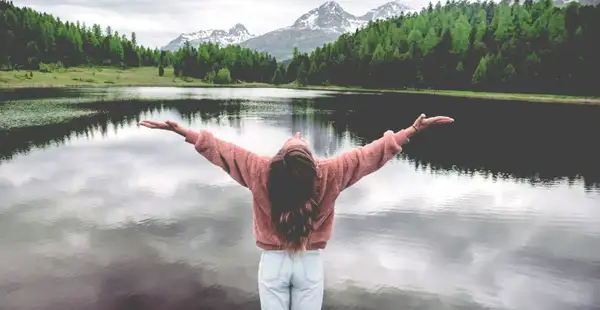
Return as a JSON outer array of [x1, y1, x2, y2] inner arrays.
[[162, 23, 254, 51], [361, 1, 415, 21], [240, 1, 412, 61], [292, 1, 360, 33]]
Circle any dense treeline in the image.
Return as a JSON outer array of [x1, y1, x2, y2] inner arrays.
[[171, 41, 278, 83], [287, 0, 600, 95], [0, 0, 274, 84], [0, 0, 167, 69], [4, 0, 600, 93]]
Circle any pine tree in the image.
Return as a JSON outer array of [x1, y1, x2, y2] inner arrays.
[[296, 61, 308, 86], [271, 65, 285, 85]]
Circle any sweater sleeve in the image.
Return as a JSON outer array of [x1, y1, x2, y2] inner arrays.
[[330, 130, 410, 190], [184, 129, 269, 189]]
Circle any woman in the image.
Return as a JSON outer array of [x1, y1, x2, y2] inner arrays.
[[139, 113, 454, 310]]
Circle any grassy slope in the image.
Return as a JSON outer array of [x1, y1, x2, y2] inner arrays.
[[0, 66, 599, 104], [0, 66, 268, 88]]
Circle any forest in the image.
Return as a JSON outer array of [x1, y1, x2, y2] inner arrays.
[[171, 41, 278, 84], [1, 0, 599, 94], [0, 1, 164, 69], [286, 0, 600, 95], [0, 0, 275, 84]]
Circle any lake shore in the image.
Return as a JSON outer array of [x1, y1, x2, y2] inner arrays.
[[1, 67, 599, 105]]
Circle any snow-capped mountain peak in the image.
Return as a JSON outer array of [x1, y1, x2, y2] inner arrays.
[[240, 1, 412, 60], [361, 1, 414, 21], [162, 24, 254, 51], [292, 0, 358, 32], [166, 1, 413, 59], [230, 23, 249, 33]]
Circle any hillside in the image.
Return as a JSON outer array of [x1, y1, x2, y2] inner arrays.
[[285, 0, 600, 96]]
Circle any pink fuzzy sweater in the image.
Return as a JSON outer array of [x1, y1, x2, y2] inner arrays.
[[184, 129, 410, 250]]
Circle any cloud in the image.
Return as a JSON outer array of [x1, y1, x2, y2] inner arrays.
[[2, 100, 600, 310], [11, 0, 429, 48]]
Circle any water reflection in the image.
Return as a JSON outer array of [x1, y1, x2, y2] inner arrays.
[[1, 88, 600, 310]]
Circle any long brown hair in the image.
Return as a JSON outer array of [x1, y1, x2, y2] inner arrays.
[[267, 144, 319, 252]]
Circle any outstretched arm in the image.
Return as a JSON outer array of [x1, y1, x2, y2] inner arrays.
[[327, 114, 454, 190], [139, 120, 269, 189]]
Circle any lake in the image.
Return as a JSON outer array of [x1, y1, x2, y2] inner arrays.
[[1, 87, 599, 310]]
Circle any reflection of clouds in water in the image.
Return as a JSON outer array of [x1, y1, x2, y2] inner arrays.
[[330, 157, 600, 309], [341, 159, 600, 219], [1, 108, 600, 310], [325, 209, 600, 309], [67, 87, 339, 102]]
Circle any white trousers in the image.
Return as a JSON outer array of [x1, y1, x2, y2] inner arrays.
[[258, 250, 324, 310]]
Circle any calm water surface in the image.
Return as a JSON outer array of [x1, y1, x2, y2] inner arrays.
[[1, 87, 600, 310]]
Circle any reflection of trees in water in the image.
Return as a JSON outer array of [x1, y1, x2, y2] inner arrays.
[[290, 99, 346, 157], [0, 101, 164, 161], [307, 93, 600, 190], [0, 88, 84, 103], [1, 94, 599, 189], [175, 99, 243, 132], [0, 99, 245, 162]]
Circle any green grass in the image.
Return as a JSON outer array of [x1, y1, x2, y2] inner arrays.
[[1, 66, 598, 104], [0, 66, 217, 88], [0, 66, 275, 88], [0, 98, 98, 130]]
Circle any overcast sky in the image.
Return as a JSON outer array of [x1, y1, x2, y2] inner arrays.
[[13, 0, 428, 49]]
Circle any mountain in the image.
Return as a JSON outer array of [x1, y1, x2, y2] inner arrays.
[[239, 1, 413, 61], [162, 23, 254, 51], [360, 1, 413, 21]]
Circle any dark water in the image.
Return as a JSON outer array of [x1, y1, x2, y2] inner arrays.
[[1, 87, 600, 310]]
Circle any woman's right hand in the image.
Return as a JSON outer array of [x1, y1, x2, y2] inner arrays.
[[139, 120, 186, 137]]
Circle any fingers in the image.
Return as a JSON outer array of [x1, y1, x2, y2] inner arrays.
[[165, 120, 179, 128], [436, 116, 454, 124], [422, 116, 454, 128], [413, 113, 426, 127], [428, 116, 454, 124], [295, 132, 301, 139], [139, 120, 168, 129], [139, 120, 158, 128]]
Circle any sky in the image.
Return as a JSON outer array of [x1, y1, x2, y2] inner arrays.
[[12, 0, 428, 49]]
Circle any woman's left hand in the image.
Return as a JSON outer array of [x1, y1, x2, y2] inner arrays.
[[412, 114, 454, 131]]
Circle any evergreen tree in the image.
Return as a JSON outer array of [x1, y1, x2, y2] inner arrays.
[[296, 60, 308, 86], [285, 0, 600, 96], [271, 65, 285, 85]]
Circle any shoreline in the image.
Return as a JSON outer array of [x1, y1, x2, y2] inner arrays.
[[3, 83, 599, 105], [1, 67, 599, 105]]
